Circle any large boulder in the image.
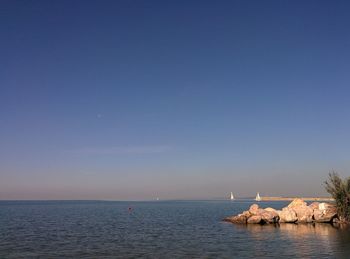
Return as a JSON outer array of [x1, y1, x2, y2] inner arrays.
[[295, 206, 314, 223], [319, 202, 331, 210], [309, 202, 320, 210], [278, 208, 298, 223], [249, 204, 266, 216], [249, 204, 259, 215], [314, 205, 337, 223], [260, 210, 279, 224], [287, 198, 307, 208], [287, 198, 313, 223], [247, 215, 262, 224], [224, 214, 247, 224], [265, 207, 277, 213], [242, 210, 251, 217]]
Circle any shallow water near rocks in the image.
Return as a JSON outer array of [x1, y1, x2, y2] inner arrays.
[[1, 200, 349, 258]]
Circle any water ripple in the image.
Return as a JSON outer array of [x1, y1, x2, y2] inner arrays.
[[0, 200, 349, 258]]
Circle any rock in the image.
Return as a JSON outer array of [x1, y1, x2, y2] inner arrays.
[[294, 206, 314, 223], [249, 206, 265, 216], [247, 215, 262, 224], [261, 210, 279, 224], [256, 208, 267, 215], [242, 210, 251, 217], [278, 208, 298, 223], [309, 202, 320, 210], [249, 204, 259, 215], [224, 214, 247, 224], [313, 209, 323, 222], [314, 206, 337, 223], [287, 198, 313, 223], [287, 198, 307, 208], [265, 207, 277, 213], [332, 217, 340, 224], [318, 202, 331, 210], [224, 199, 337, 226]]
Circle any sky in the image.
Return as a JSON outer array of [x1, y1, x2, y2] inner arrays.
[[1, 0, 350, 200]]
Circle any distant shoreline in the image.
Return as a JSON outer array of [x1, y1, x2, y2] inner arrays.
[[260, 197, 334, 201], [0, 197, 336, 202]]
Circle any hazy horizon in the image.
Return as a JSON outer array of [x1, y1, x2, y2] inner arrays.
[[1, 0, 350, 200]]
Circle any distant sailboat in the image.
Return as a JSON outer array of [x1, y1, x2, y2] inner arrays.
[[255, 192, 261, 201], [230, 192, 235, 201]]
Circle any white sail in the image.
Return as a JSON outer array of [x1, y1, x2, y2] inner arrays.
[[230, 192, 235, 200], [255, 192, 261, 201]]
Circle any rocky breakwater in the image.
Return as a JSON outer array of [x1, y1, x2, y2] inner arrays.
[[224, 198, 338, 225]]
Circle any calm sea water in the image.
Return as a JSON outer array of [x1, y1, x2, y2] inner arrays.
[[1, 200, 350, 258]]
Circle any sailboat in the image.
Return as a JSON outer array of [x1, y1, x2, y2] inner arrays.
[[255, 192, 261, 201], [230, 192, 235, 201]]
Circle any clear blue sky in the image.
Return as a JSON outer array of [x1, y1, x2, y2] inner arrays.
[[1, 0, 350, 200]]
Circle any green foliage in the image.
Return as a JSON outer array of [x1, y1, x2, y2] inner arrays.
[[324, 171, 350, 222]]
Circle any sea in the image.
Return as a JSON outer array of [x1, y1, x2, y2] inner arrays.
[[1, 200, 350, 258]]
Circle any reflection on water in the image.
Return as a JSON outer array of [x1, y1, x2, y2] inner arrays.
[[244, 222, 340, 236], [235, 223, 350, 258]]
